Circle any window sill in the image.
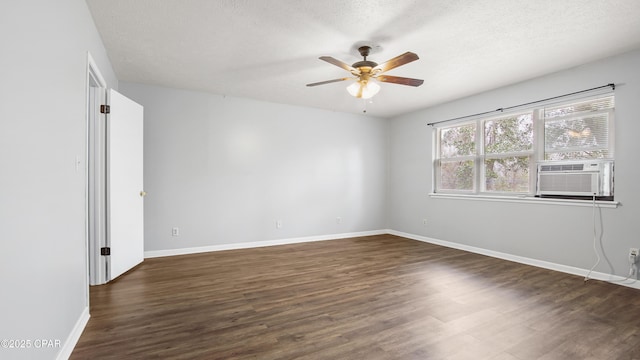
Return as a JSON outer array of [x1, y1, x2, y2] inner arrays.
[[428, 193, 619, 208]]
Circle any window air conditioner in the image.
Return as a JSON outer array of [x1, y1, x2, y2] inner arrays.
[[536, 160, 614, 197]]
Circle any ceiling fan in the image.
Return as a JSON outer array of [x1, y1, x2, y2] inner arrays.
[[307, 45, 424, 99]]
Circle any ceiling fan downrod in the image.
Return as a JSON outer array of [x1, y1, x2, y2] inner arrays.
[[352, 46, 378, 69]]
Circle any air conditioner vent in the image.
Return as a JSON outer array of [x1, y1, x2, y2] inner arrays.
[[540, 164, 584, 172], [539, 173, 593, 193]]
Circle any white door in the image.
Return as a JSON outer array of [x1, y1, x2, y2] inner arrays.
[[107, 89, 144, 281]]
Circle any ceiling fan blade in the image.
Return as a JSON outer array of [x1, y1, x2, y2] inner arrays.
[[319, 56, 360, 74], [306, 78, 351, 87], [372, 52, 419, 74], [377, 75, 424, 87]]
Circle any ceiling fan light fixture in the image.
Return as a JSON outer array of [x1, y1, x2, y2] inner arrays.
[[347, 80, 380, 99], [307, 45, 422, 101]]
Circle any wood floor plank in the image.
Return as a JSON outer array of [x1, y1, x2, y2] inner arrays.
[[71, 235, 640, 359]]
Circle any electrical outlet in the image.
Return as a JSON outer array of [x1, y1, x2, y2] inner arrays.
[[423, 219, 428, 226], [336, 217, 342, 224], [630, 248, 639, 259], [276, 220, 283, 229], [172, 227, 179, 236]]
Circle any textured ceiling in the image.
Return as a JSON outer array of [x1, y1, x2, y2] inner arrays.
[[86, 0, 640, 118]]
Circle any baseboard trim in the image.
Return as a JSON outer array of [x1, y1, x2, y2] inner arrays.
[[387, 229, 640, 290], [144, 230, 387, 258], [57, 306, 90, 360]]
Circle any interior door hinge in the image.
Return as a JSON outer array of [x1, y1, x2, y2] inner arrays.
[[100, 105, 110, 114], [100, 247, 111, 256]]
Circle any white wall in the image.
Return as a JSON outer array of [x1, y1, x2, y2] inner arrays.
[[0, 1, 117, 359], [120, 83, 388, 252], [388, 50, 640, 278]]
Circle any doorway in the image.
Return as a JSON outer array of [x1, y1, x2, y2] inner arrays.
[[85, 54, 145, 289]]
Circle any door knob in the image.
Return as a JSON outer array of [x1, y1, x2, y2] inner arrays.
[[140, 191, 147, 197]]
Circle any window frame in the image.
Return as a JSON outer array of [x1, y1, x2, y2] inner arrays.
[[434, 120, 478, 193], [480, 111, 536, 195], [432, 94, 615, 197]]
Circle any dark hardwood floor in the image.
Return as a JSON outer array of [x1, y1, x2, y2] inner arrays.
[[71, 235, 640, 360]]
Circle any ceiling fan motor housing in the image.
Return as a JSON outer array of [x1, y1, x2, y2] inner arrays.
[[352, 60, 378, 69]]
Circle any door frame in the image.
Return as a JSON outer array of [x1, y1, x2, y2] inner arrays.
[[86, 53, 108, 287]]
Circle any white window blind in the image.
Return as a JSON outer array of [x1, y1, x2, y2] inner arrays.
[[543, 96, 614, 160]]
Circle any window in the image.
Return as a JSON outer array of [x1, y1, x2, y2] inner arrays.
[[543, 97, 614, 160], [438, 123, 476, 191], [434, 95, 614, 196], [483, 112, 533, 192]]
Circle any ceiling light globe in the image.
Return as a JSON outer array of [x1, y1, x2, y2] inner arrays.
[[361, 81, 380, 99], [346, 81, 380, 99], [346, 82, 361, 97]]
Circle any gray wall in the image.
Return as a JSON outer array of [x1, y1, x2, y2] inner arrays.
[[0, 1, 117, 359], [388, 49, 640, 278], [120, 83, 388, 252]]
